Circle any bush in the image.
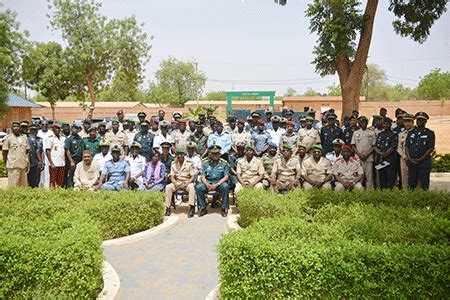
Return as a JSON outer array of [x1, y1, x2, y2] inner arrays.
[[0, 188, 165, 298], [0, 160, 5, 177], [218, 204, 449, 298], [237, 188, 449, 227], [432, 151, 450, 172]]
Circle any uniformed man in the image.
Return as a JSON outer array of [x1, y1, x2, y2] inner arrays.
[[264, 108, 274, 130], [205, 106, 216, 127], [343, 115, 359, 146], [333, 145, 364, 191], [46, 123, 66, 188], [251, 119, 272, 157], [198, 111, 206, 125], [133, 120, 154, 162], [125, 141, 146, 190], [150, 119, 160, 136], [2, 121, 30, 187], [326, 138, 344, 166], [207, 121, 232, 161], [124, 119, 137, 144], [172, 119, 191, 150], [280, 121, 298, 153], [136, 111, 147, 132], [320, 113, 343, 156], [270, 143, 301, 192], [374, 117, 397, 189], [261, 143, 280, 189], [228, 141, 245, 192], [297, 143, 308, 167], [302, 144, 333, 190], [105, 119, 129, 155], [224, 116, 237, 134], [65, 124, 84, 188], [189, 121, 209, 158], [267, 116, 286, 148], [284, 109, 300, 132], [93, 140, 112, 170], [79, 119, 91, 139], [160, 141, 174, 181], [74, 150, 100, 191], [397, 113, 414, 189], [165, 147, 196, 217], [371, 115, 384, 136], [231, 119, 252, 152], [61, 122, 71, 137], [186, 141, 203, 179], [280, 117, 287, 130], [297, 116, 321, 153], [97, 145, 130, 191], [83, 127, 100, 156], [351, 116, 376, 189], [195, 145, 230, 217], [405, 112, 435, 190], [153, 120, 173, 153], [27, 123, 44, 188], [158, 109, 165, 122], [235, 145, 265, 193], [97, 122, 107, 140]]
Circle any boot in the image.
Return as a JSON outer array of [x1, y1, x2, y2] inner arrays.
[[165, 207, 171, 216], [221, 209, 228, 217], [200, 208, 207, 217], [188, 205, 195, 218]]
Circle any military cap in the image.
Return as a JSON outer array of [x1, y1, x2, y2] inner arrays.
[[140, 120, 150, 126], [83, 119, 92, 125], [402, 113, 415, 121], [173, 112, 182, 119], [209, 145, 222, 153], [285, 109, 294, 115], [209, 115, 217, 120], [312, 144, 323, 151], [265, 108, 273, 114], [236, 141, 246, 147], [332, 138, 345, 145], [415, 112, 429, 120], [11, 121, 20, 126], [257, 119, 265, 125], [130, 141, 141, 149], [327, 113, 338, 119], [245, 144, 256, 152], [137, 112, 147, 117], [306, 116, 315, 121], [342, 144, 352, 151], [198, 111, 206, 116], [298, 143, 307, 149], [111, 145, 121, 153], [280, 117, 287, 123], [160, 141, 172, 148], [20, 121, 29, 127], [299, 116, 307, 121], [395, 108, 406, 118], [237, 119, 246, 125], [53, 123, 62, 128], [307, 107, 316, 114], [29, 123, 38, 129], [111, 119, 119, 124], [97, 122, 106, 128], [99, 140, 110, 147], [383, 117, 393, 124], [72, 124, 81, 130], [151, 118, 159, 124], [227, 116, 236, 122], [207, 106, 216, 112], [126, 118, 135, 123], [175, 147, 186, 154], [187, 141, 197, 148], [358, 116, 369, 122], [87, 126, 96, 132], [287, 120, 295, 126], [62, 121, 70, 126], [282, 143, 293, 151], [271, 115, 281, 122], [372, 115, 383, 120], [160, 120, 170, 127], [251, 111, 261, 118], [117, 109, 124, 114]]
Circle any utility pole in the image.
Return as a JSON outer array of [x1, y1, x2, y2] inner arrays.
[[195, 61, 199, 108]]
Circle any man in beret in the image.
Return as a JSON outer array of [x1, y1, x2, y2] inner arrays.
[[74, 150, 100, 191], [285, 109, 299, 132], [235, 145, 265, 193], [93, 139, 112, 171], [65, 124, 84, 188], [267, 116, 286, 149], [165, 147, 196, 217], [207, 121, 232, 161], [45, 123, 66, 188], [320, 113, 343, 156], [231, 119, 252, 152], [205, 106, 216, 127], [374, 117, 397, 189], [397, 113, 415, 189], [172, 119, 191, 150], [189, 121, 209, 158], [251, 119, 272, 157], [264, 108, 274, 130], [406, 112, 435, 190], [2, 121, 30, 187], [298, 115, 321, 153], [83, 127, 100, 157], [270, 143, 301, 193], [97, 122, 107, 140], [280, 120, 298, 154], [333, 145, 364, 191], [96, 145, 130, 191], [302, 144, 333, 190], [351, 116, 376, 189], [105, 119, 129, 156], [150, 118, 161, 136], [261, 143, 280, 189]]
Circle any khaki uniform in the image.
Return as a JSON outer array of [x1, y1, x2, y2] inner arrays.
[[332, 157, 364, 191], [3, 134, 30, 187], [165, 159, 195, 207], [351, 128, 376, 189], [279, 133, 298, 151], [105, 130, 129, 152], [302, 156, 332, 190], [231, 131, 252, 151], [74, 161, 100, 190], [172, 129, 191, 150], [235, 156, 265, 192], [271, 156, 301, 191], [261, 153, 280, 187], [297, 128, 321, 150], [397, 129, 410, 189]]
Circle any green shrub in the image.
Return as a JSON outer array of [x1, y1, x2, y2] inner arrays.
[[432, 151, 450, 172], [237, 188, 449, 227], [0, 160, 5, 177], [219, 206, 449, 298]]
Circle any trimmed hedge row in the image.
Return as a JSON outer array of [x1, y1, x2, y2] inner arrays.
[[237, 188, 449, 227], [219, 204, 449, 298], [0, 188, 165, 298]]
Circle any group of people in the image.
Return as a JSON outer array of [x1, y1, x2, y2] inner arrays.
[[2, 105, 435, 218]]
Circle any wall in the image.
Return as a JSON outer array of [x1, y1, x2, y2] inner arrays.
[[1, 107, 32, 132]]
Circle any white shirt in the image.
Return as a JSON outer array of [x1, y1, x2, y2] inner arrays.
[[124, 129, 137, 146], [153, 133, 173, 153], [267, 127, 286, 146], [45, 134, 66, 167], [186, 154, 202, 176], [325, 151, 343, 166], [93, 152, 113, 170], [125, 154, 146, 178]]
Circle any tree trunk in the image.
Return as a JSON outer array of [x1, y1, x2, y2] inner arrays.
[[86, 71, 96, 119], [51, 104, 55, 121]]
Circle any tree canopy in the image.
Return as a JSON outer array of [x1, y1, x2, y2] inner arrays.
[[417, 69, 450, 100]]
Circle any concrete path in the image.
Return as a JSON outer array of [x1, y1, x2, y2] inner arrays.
[[103, 205, 230, 300]]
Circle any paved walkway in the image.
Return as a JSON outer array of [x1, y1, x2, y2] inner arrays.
[[103, 205, 230, 300]]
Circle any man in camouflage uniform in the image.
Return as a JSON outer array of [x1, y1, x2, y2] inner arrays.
[[261, 143, 279, 189]]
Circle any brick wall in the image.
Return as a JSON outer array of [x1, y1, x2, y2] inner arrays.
[[1, 107, 32, 132]]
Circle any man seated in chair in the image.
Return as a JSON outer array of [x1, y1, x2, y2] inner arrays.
[[235, 144, 265, 193], [195, 145, 230, 217], [96, 145, 130, 191], [74, 150, 100, 191], [302, 144, 333, 190], [125, 141, 146, 190], [270, 143, 301, 193], [165, 147, 196, 217], [333, 145, 364, 191]]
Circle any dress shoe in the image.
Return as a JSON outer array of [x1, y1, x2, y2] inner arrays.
[[200, 208, 207, 217], [188, 205, 195, 218], [165, 207, 171, 216], [221, 209, 228, 217]]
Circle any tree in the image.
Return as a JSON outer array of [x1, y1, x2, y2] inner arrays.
[[203, 91, 227, 101], [303, 87, 320, 97], [48, 0, 151, 118], [326, 83, 341, 96], [22, 42, 71, 119], [97, 71, 147, 102], [148, 58, 206, 107], [276, 0, 447, 118], [284, 87, 297, 97], [417, 69, 450, 100]]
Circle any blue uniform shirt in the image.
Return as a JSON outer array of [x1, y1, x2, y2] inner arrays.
[[207, 132, 232, 155], [102, 159, 130, 183], [251, 131, 272, 153], [320, 125, 343, 155], [375, 130, 398, 163], [406, 127, 435, 159]]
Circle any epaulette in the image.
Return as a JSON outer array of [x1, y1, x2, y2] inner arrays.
[[220, 158, 230, 167]]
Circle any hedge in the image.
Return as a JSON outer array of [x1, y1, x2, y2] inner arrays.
[[0, 188, 165, 298], [218, 204, 449, 298], [237, 188, 450, 227]]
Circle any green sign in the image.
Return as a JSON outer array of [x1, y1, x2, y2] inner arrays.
[[226, 91, 275, 115]]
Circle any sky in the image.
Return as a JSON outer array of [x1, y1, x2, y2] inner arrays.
[[3, 0, 450, 96]]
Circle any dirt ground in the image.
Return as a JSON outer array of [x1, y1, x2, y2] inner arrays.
[[427, 116, 450, 154]]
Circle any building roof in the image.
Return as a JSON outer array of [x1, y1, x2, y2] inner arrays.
[[38, 101, 149, 108], [283, 96, 366, 102], [8, 94, 43, 108], [184, 100, 283, 106]]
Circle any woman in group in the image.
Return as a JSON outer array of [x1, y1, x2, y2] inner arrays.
[[143, 151, 167, 191]]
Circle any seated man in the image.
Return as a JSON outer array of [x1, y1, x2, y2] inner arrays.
[[96, 145, 130, 191], [302, 144, 332, 190], [125, 141, 146, 190], [261, 143, 280, 189], [186, 141, 202, 180], [270, 143, 301, 193], [165, 147, 196, 217], [235, 145, 265, 193], [333, 145, 364, 191], [195, 145, 230, 217], [74, 150, 100, 190]]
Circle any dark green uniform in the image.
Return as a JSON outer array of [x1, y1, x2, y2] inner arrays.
[[64, 134, 84, 187], [83, 137, 100, 156], [133, 132, 154, 162], [195, 158, 230, 211]]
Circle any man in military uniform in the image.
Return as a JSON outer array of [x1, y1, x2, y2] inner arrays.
[[83, 127, 100, 156], [172, 119, 191, 150], [93, 139, 112, 170], [133, 120, 154, 162], [371, 115, 384, 136], [297, 116, 320, 153], [125, 141, 146, 190], [231, 119, 252, 152], [264, 108, 274, 130], [351, 116, 376, 189], [153, 120, 173, 153], [207, 121, 231, 161], [189, 121, 209, 158], [280, 121, 298, 153], [27, 123, 44, 188], [195, 145, 230, 217], [160, 141, 174, 182], [343, 115, 359, 146], [302, 144, 333, 190], [124, 119, 137, 144], [97, 145, 130, 191], [397, 113, 414, 189], [97, 122, 107, 140], [105, 119, 129, 155], [65, 124, 84, 188], [267, 116, 285, 147], [186, 141, 203, 179], [320, 113, 343, 156], [235, 145, 265, 193], [2, 121, 30, 187], [374, 117, 397, 189], [135, 111, 147, 132], [61, 122, 71, 137], [150, 119, 160, 136], [333, 145, 364, 191], [406, 112, 435, 190], [251, 119, 272, 157], [261, 143, 280, 189], [326, 138, 344, 166], [224, 116, 237, 134], [284, 109, 300, 132], [165, 147, 196, 217], [270, 143, 301, 193], [79, 119, 91, 139]]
